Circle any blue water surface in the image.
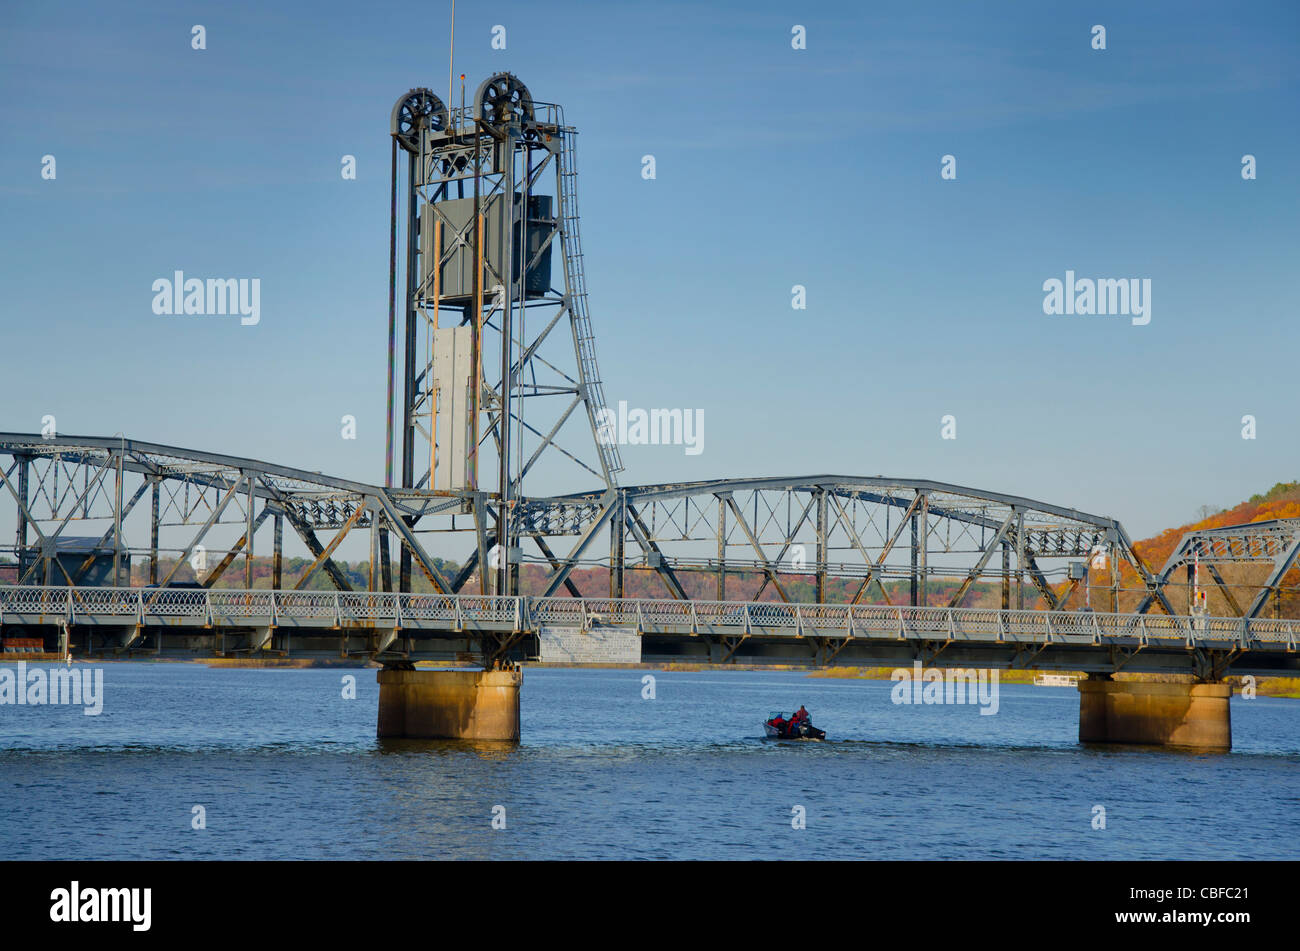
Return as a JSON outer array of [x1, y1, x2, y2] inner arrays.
[[1, 664, 1296, 860]]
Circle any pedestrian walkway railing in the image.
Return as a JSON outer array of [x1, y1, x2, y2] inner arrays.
[[1, 585, 1297, 651]]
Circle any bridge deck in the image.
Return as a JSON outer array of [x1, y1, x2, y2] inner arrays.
[[1, 586, 1297, 676]]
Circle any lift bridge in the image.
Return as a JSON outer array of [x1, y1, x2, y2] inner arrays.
[[1, 75, 1297, 746]]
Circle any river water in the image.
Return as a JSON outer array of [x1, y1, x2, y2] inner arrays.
[[1, 664, 1296, 860]]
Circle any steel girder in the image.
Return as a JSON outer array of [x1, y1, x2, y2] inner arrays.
[[0, 434, 454, 596], [1, 436, 1191, 614], [520, 476, 1174, 612], [1137, 519, 1300, 618]]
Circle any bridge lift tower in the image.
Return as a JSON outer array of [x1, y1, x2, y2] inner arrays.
[[386, 74, 623, 596]]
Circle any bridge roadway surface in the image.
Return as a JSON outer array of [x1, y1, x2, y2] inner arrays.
[[1, 585, 1297, 678]]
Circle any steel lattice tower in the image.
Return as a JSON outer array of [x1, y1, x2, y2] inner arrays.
[[386, 74, 623, 595]]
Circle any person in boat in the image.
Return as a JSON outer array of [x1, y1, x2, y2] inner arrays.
[[791, 705, 810, 727], [770, 713, 788, 733]]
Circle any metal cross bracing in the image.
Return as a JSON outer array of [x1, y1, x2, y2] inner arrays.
[[386, 76, 622, 599], [1, 438, 1183, 617], [0, 434, 457, 601], [516, 476, 1176, 613], [1136, 519, 1300, 619]]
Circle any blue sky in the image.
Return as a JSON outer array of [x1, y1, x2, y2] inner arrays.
[[1, 0, 1297, 540]]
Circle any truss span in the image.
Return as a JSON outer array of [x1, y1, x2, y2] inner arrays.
[[0, 435, 1183, 617]]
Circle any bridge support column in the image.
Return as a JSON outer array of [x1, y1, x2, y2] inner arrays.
[[1078, 678, 1231, 751], [377, 668, 521, 741]]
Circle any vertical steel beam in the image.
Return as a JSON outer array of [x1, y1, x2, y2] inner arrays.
[[369, 510, 380, 591], [475, 495, 490, 595], [112, 449, 124, 585], [1015, 510, 1026, 610], [379, 520, 392, 592], [470, 126, 483, 493], [399, 526, 413, 593], [14, 455, 29, 578], [918, 493, 929, 606], [716, 494, 727, 601], [909, 499, 919, 607], [399, 148, 418, 593], [1001, 541, 1010, 610], [497, 128, 517, 598], [272, 511, 284, 590], [245, 477, 256, 589], [1110, 544, 1119, 613], [149, 476, 160, 585], [815, 488, 827, 604], [386, 134, 399, 490], [610, 491, 625, 599]]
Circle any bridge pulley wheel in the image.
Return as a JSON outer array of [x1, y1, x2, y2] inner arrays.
[[390, 88, 449, 153], [474, 72, 534, 128]]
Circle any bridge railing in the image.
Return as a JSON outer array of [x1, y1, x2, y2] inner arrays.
[[2, 586, 1299, 650], [338, 592, 398, 625], [141, 588, 207, 619], [1240, 617, 1296, 643], [0, 586, 74, 621], [209, 590, 277, 623]]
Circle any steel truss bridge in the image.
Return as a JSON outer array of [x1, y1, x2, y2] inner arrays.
[[0, 434, 1172, 607], [1138, 518, 1300, 618], [2, 436, 1297, 612], [3, 74, 1297, 681]]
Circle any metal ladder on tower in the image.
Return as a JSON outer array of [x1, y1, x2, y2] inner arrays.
[[556, 121, 624, 481]]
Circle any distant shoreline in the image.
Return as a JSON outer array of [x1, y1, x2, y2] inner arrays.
[[806, 666, 1300, 699], [9, 655, 1297, 698]]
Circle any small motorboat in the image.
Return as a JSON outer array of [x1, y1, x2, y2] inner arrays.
[[763, 710, 826, 741]]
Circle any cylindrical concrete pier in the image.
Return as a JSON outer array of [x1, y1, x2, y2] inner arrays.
[[377, 668, 521, 741], [1078, 679, 1231, 751]]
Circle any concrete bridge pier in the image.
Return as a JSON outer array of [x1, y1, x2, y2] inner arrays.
[[1078, 676, 1231, 751], [376, 666, 521, 741]]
